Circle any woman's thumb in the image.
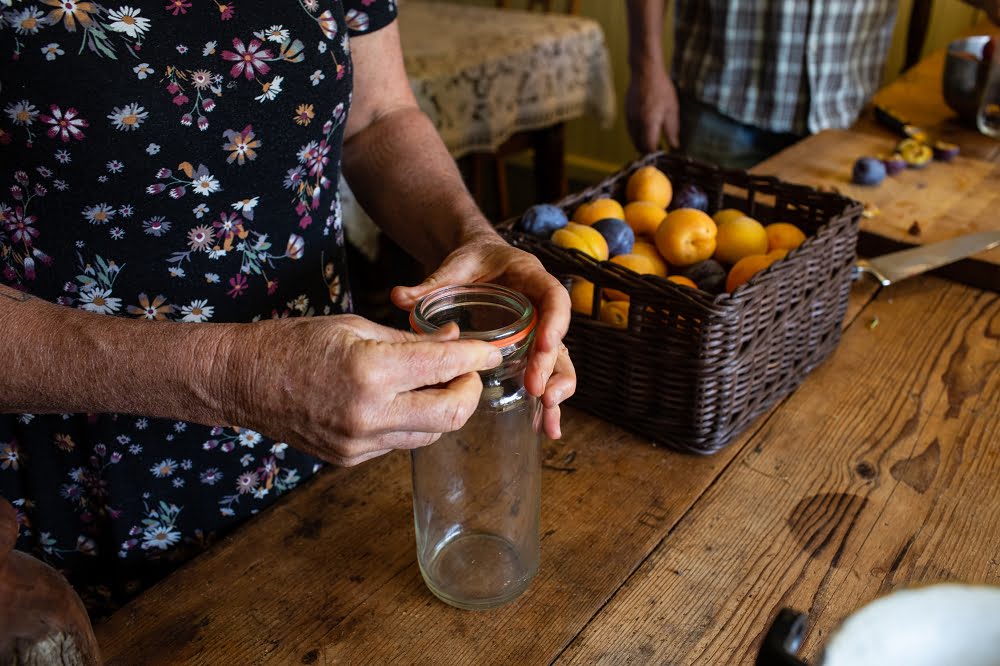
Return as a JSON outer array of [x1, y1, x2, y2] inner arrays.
[[391, 255, 479, 310]]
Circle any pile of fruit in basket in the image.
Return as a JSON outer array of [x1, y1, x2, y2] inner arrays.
[[516, 165, 810, 328]]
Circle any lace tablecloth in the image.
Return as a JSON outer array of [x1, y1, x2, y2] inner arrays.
[[399, 1, 616, 158]]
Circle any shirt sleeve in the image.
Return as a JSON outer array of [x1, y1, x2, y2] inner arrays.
[[345, 0, 398, 36]]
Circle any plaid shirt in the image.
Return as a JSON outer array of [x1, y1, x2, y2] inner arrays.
[[673, 0, 897, 135]]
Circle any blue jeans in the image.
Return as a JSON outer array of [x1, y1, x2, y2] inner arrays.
[[678, 98, 804, 170]]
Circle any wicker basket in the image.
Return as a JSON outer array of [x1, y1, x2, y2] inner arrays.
[[502, 152, 862, 454]]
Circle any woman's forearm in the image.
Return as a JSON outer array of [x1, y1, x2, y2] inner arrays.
[[0, 283, 231, 423], [342, 106, 496, 269], [340, 22, 496, 270]]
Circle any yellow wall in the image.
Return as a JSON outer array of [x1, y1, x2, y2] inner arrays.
[[440, 0, 985, 173]]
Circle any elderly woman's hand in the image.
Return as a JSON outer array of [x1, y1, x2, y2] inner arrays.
[[223, 315, 501, 466], [391, 232, 576, 439]]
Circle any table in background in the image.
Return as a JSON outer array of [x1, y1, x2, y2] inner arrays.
[[399, 0, 615, 207], [343, 1, 615, 318], [761, 46, 999, 291], [400, 0, 614, 159], [95, 43, 999, 665]]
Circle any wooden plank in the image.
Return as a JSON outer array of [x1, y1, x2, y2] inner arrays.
[[95, 292, 880, 664], [754, 129, 1000, 291], [555, 276, 999, 664], [93, 410, 742, 665]]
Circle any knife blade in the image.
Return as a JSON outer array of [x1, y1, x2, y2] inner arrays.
[[855, 230, 1000, 287]]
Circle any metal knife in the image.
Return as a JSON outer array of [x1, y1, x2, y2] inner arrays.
[[855, 230, 1000, 287]]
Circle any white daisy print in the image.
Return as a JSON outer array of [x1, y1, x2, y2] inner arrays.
[[9, 6, 45, 35], [78, 288, 122, 315], [142, 526, 181, 550], [255, 75, 283, 103], [180, 299, 214, 322], [263, 24, 288, 43], [231, 196, 258, 215], [109, 226, 125, 239], [237, 429, 262, 448], [54, 149, 71, 164], [192, 172, 220, 196], [107, 6, 150, 38], [82, 203, 116, 225], [5, 100, 39, 127], [108, 102, 149, 131], [150, 458, 177, 478]]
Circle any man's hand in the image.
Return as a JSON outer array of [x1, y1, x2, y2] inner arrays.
[[625, 0, 678, 153], [626, 65, 680, 153], [223, 316, 502, 467], [391, 233, 576, 440]]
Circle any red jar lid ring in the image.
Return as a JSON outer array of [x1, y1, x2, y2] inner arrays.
[[409, 307, 537, 348]]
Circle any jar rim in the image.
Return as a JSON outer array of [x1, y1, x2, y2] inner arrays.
[[409, 283, 537, 349]]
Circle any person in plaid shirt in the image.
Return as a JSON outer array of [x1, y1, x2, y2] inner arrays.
[[625, 0, 996, 169]]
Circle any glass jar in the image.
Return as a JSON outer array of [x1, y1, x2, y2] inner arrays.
[[410, 283, 542, 610]]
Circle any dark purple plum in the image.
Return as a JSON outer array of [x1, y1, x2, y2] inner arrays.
[[593, 217, 635, 257], [881, 153, 907, 176], [852, 157, 887, 186], [518, 203, 568, 238], [679, 259, 727, 295], [668, 182, 709, 212]]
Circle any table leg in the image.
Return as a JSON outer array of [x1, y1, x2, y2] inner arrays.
[[531, 122, 568, 204]]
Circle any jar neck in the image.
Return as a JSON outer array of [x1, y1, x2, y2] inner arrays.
[[410, 284, 537, 365]]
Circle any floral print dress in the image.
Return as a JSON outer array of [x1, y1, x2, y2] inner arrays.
[[0, 0, 397, 616]]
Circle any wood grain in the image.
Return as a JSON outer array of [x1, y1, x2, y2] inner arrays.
[[754, 128, 1000, 291], [95, 413, 740, 665], [555, 276, 999, 665], [94, 281, 880, 665]]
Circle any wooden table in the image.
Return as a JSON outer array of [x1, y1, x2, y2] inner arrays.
[[761, 47, 1000, 292], [95, 46, 999, 666]]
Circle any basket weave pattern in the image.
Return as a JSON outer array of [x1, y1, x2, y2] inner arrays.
[[503, 153, 862, 454]]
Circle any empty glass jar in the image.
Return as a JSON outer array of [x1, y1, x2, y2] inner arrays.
[[410, 283, 542, 610]]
